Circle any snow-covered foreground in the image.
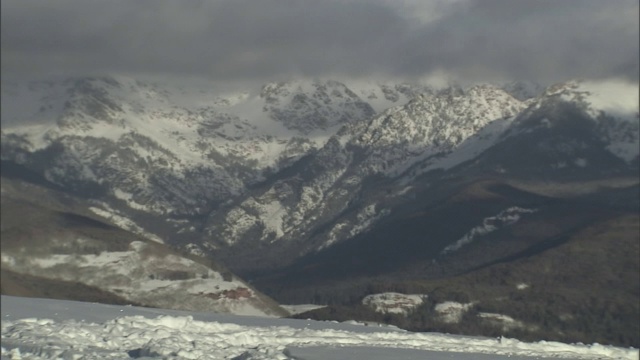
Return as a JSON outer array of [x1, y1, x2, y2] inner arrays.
[[1, 296, 637, 360]]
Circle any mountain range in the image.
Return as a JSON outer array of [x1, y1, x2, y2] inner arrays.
[[1, 76, 638, 345]]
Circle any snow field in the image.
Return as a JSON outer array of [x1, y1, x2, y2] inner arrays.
[[2, 296, 638, 360], [2, 312, 638, 360]]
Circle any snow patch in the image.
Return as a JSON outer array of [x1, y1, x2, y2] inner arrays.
[[434, 301, 475, 324], [185, 243, 206, 257], [442, 207, 538, 254], [112, 188, 153, 212], [362, 293, 426, 316], [478, 312, 526, 331], [320, 204, 390, 250], [89, 205, 164, 243]]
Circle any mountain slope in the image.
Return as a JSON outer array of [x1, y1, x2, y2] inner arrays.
[[205, 80, 638, 275], [0, 77, 435, 255], [295, 210, 639, 348], [204, 85, 528, 271], [0, 173, 287, 317], [244, 80, 638, 300]]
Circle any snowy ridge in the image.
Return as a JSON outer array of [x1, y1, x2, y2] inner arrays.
[[543, 79, 639, 122], [193, 78, 638, 255], [2, 296, 637, 360], [208, 85, 527, 250], [1, 77, 380, 217], [260, 80, 375, 134], [348, 84, 526, 177], [1, 76, 431, 221], [510, 79, 640, 163]]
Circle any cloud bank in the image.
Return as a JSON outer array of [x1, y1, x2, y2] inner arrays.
[[2, 0, 638, 84]]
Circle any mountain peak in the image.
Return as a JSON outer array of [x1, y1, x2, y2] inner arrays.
[[538, 79, 639, 121]]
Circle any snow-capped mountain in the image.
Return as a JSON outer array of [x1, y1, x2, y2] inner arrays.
[[205, 84, 528, 266], [0, 77, 427, 218], [477, 79, 640, 178], [260, 80, 375, 134], [206, 80, 638, 274], [1, 76, 638, 277]]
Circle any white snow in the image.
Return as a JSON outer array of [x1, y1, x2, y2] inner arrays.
[[89, 205, 164, 243], [320, 204, 390, 250], [442, 207, 538, 254], [185, 243, 206, 257], [425, 116, 516, 172], [220, 207, 257, 245], [478, 313, 526, 331], [349, 204, 389, 238], [516, 283, 530, 290], [281, 304, 327, 316], [0, 77, 364, 186], [259, 198, 288, 240], [396, 185, 414, 196], [362, 293, 425, 315], [434, 301, 475, 324], [220, 190, 295, 244], [351, 84, 526, 179], [2, 296, 637, 360], [323, 222, 349, 249], [112, 188, 153, 212]]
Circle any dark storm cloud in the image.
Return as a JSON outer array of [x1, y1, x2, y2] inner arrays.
[[405, 0, 640, 83], [2, 0, 638, 83]]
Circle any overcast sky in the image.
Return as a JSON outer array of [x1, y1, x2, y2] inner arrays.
[[2, 0, 638, 85]]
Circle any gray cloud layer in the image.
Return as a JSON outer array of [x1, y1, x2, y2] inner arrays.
[[2, 0, 638, 84]]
